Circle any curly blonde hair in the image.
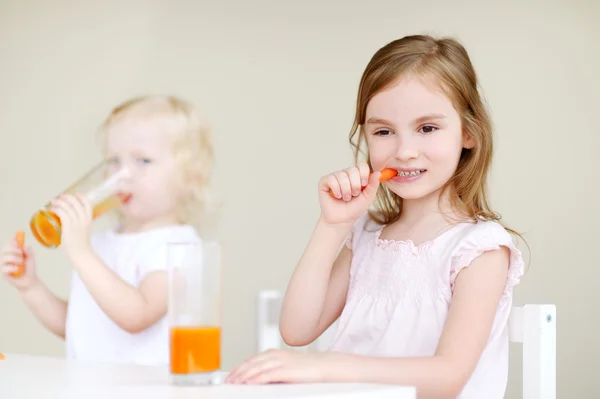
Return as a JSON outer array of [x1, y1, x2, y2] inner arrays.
[[98, 95, 214, 226]]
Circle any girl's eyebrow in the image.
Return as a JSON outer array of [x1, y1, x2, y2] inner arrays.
[[366, 113, 447, 126], [365, 117, 393, 126], [413, 113, 447, 124]]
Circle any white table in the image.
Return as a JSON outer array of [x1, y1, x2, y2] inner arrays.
[[0, 354, 416, 399]]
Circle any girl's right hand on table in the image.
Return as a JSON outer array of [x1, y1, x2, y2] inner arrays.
[[1, 238, 38, 291], [318, 161, 381, 226]]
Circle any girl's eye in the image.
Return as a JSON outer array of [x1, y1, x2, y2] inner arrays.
[[138, 158, 151, 164], [420, 125, 437, 134], [374, 129, 393, 136]]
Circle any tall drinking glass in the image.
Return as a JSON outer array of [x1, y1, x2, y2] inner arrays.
[[29, 160, 131, 248], [168, 240, 222, 385]]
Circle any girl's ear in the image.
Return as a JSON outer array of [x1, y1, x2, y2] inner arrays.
[[463, 131, 475, 149]]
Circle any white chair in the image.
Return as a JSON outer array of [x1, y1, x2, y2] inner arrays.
[[257, 290, 556, 399], [509, 304, 557, 399]]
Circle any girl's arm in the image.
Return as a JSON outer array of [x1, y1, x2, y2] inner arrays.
[[69, 250, 167, 334], [279, 216, 353, 346], [19, 280, 68, 339], [280, 163, 381, 346], [321, 248, 510, 399], [49, 194, 167, 334], [2, 242, 68, 339]]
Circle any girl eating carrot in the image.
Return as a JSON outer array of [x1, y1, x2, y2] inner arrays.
[[226, 35, 525, 399]]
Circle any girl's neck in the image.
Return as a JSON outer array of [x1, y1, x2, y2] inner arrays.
[[118, 214, 181, 234], [398, 188, 456, 225], [382, 188, 469, 245]]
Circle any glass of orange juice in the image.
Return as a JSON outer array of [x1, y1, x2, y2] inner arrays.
[[168, 240, 222, 385], [29, 160, 132, 248]]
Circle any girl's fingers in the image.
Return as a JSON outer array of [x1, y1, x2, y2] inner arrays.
[[245, 363, 286, 384], [334, 171, 352, 201], [1, 246, 24, 258], [232, 358, 281, 384], [324, 164, 387, 201], [2, 254, 24, 266], [53, 195, 79, 219], [63, 195, 87, 221], [345, 167, 362, 197], [51, 197, 70, 221], [227, 350, 282, 383], [362, 170, 381, 201], [2, 265, 19, 275], [247, 365, 299, 385], [75, 194, 93, 219], [323, 174, 342, 199], [357, 162, 371, 187], [22, 246, 35, 267], [226, 354, 261, 382]]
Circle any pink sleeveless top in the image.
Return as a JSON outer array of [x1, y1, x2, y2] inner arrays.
[[329, 214, 524, 399]]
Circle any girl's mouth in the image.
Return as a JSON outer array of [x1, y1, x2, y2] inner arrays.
[[397, 169, 426, 177]]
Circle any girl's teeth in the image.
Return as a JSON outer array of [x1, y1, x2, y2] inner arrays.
[[399, 170, 424, 177]]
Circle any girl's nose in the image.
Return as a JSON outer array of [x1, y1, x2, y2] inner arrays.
[[394, 135, 419, 161]]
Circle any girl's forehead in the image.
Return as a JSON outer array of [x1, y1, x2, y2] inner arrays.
[[104, 118, 174, 152], [366, 76, 457, 121]]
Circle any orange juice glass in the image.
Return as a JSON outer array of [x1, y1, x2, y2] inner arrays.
[[168, 240, 222, 385], [29, 160, 132, 248]]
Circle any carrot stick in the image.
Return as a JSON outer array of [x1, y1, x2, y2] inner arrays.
[[378, 168, 398, 182], [10, 231, 25, 278], [329, 168, 397, 198], [0, 353, 5, 359]]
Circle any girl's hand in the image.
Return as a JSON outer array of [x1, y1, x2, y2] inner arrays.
[[1, 239, 38, 291], [51, 194, 93, 261], [318, 162, 381, 226], [225, 349, 328, 385]]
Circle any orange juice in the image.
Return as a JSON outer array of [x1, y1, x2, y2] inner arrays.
[[170, 326, 220, 374], [29, 193, 130, 248]]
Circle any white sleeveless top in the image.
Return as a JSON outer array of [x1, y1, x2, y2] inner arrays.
[[65, 224, 201, 366]]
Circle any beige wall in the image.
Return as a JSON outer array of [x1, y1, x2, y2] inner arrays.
[[0, 0, 598, 397]]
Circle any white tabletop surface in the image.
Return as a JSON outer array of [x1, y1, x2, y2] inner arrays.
[[0, 353, 416, 399]]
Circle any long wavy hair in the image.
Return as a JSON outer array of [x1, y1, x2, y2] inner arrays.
[[350, 35, 525, 245]]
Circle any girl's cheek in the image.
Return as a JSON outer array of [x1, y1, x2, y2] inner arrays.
[[369, 149, 391, 170]]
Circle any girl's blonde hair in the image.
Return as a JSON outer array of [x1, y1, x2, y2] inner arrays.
[[99, 95, 214, 226], [350, 35, 522, 239]]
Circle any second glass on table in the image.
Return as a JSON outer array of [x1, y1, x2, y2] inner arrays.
[[29, 160, 132, 248], [168, 240, 222, 385]]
